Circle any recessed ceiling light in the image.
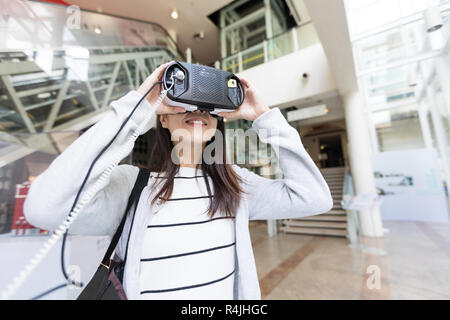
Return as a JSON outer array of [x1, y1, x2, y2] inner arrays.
[[94, 26, 102, 34], [171, 8, 178, 19]]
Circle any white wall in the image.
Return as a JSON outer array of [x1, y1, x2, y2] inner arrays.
[[236, 43, 338, 110], [376, 118, 425, 152]]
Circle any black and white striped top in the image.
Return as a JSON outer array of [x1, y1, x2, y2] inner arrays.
[[139, 166, 235, 300]]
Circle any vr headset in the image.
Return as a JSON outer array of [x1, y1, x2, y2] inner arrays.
[[162, 61, 245, 115]]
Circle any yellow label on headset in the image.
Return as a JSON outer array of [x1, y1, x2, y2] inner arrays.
[[227, 79, 237, 88]]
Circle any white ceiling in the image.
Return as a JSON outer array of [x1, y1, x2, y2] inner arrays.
[[66, 0, 234, 64]]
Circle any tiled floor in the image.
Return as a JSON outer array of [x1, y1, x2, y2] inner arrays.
[[250, 220, 450, 299]]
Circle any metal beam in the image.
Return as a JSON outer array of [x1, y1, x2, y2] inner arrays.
[[53, 109, 107, 131], [223, 8, 266, 33], [84, 80, 100, 111], [135, 63, 140, 88], [222, 0, 249, 14], [101, 61, 121, 109], [0, 59, 66, 76], [89, 51, 164, 65], [122, 61, 134, 89], [357, 50, 441, 77], [44, 78, 70, 131], [16, 83, 63, 98], [270, 0, 287, 31], [0, 75, 36, 133]]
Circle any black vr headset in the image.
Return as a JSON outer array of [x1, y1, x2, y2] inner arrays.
[[162, 61, 246, 115]]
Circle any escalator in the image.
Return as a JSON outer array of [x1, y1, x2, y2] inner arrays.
[[0, 0, 185, 236]]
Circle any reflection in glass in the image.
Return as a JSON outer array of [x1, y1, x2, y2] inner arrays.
[[0, 0, 182, 135]]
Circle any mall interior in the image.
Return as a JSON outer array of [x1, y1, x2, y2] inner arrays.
[[0, 0, 449, 300]]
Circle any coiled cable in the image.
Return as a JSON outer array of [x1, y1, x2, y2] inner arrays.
[[1, 77, 173, 300]]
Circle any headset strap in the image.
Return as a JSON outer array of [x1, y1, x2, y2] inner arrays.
[[101, 167, 150, 266]]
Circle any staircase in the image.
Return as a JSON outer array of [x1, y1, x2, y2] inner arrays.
[[281, 166, 348, 237]]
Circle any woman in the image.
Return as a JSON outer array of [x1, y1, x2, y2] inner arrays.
[[24, 61, 333, 300]]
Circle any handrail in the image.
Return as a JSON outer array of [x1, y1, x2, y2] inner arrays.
[[219, 21, 318, 72], [0, 45, 177, 134]]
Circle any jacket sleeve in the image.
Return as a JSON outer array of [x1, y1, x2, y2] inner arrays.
[[233, 107, 333, 221], [23, 91, 156, 236]]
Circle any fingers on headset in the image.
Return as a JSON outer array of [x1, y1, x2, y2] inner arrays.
[[240, 77, 251, 88], [164, 106, 184, 114], [149, 61, 174, 84], [152, 61, 173, 81], [158, 61, 174, 71], [219, 111, 237, 120]]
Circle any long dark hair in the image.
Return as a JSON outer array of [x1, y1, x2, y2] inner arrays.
[[145, 115, 246, 218]]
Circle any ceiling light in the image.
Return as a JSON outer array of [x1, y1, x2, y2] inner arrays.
[[171, 8, 178, 19], [94, 26, 102, 34], [423, 6, 443, 32]]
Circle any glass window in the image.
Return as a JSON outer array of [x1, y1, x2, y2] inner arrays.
[[297, 23, 320, 50], [373, 103, 425, 151]]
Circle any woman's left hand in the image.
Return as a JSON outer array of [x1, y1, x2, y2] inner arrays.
[[218, 78, 269, 122]]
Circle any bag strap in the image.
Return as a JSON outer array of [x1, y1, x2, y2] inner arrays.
[[101, 167, 150, 266]]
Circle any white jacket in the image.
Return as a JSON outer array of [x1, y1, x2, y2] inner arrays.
[[24, 91, 333, 300]]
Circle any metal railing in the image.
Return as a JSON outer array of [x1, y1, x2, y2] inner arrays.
[[0, 47, 177, 134], [217, 22, 319, 73]]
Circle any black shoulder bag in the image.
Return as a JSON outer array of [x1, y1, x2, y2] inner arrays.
[[77, 167, 150, 300]]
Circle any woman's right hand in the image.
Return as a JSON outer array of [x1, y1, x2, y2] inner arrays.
[[137, 61, 186, 115]]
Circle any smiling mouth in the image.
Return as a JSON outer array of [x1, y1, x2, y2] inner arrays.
[[185, 118, 208, 126]]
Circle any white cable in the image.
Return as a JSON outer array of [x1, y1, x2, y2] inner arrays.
[[0, 88, 169, 300]]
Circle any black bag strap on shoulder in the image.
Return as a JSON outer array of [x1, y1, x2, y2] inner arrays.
[[101, 167, 150, 266]]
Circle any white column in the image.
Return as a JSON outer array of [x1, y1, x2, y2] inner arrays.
[[238, 52, 243, 73], [427, 86, 450, 189], [343, 91, 384, 238], [418, 101, 434, 149], [435, 56, 450, 117]]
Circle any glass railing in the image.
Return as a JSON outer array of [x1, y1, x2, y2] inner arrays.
[[0, 0, 185, 58], [0, 0, 185, 135], [219, 22, 320, 73]]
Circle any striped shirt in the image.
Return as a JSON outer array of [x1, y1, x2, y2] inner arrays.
[[139, 166, 235, 300]]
